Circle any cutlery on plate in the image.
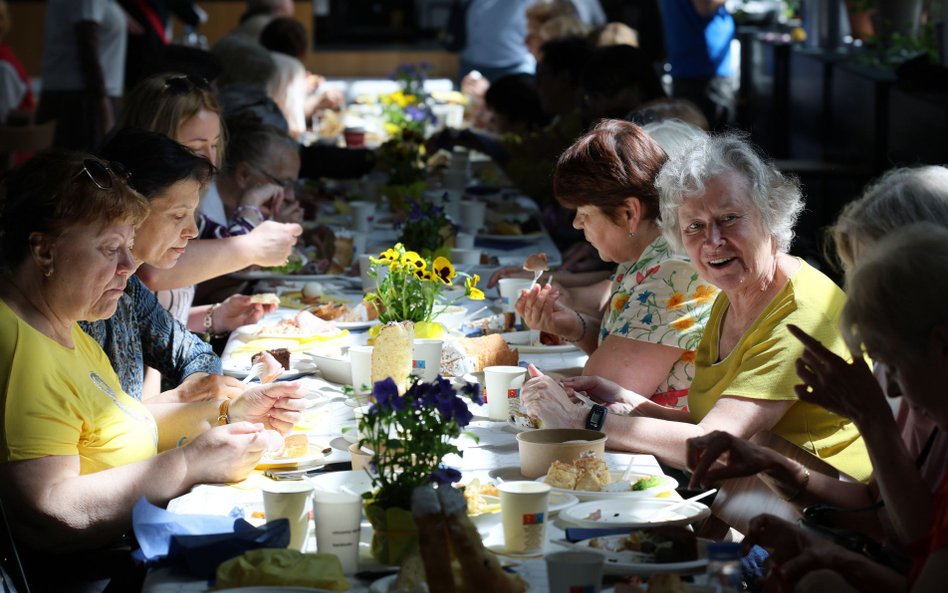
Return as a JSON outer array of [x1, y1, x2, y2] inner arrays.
[[241, 362, 265, 384], [646, 488, 717, 522]]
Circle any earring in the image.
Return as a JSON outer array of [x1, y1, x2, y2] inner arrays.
[[44, 268, 53, 278], [628, 232, 636, 239]]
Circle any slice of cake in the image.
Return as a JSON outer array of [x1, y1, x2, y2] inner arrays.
[[252, 347, 291, 370], [371, 321, 414, 393]]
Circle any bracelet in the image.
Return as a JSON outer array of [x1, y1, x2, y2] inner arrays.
[[202, 303, 222, 343], [782, 467, 810, 502], [216, 399, 230, 425], [234, 204, 265, 226], [563, 309, 587, 343]]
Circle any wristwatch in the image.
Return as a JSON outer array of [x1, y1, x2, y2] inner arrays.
[[585, 404, 607, 431]]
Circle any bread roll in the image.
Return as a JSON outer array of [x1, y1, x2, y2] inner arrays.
[[372, 321, 414, 393], [441, 334, 518, 377]]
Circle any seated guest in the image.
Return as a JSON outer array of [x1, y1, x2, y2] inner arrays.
[[83, 128, 277, 402], [580, 44, 666, 126], [686, 166, 948, 546], [516, 120, 717, 410], [521, 134, 871, 503], [0, 151, 304, 592], [734, 224, 948, 593], [482, 73, 550, 136]]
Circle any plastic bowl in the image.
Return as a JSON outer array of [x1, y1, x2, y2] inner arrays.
[[308, 352, 351, 385], [516, 428, 607, 479]]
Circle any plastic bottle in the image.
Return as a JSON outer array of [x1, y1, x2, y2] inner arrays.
[[706, 541, 743, 592]]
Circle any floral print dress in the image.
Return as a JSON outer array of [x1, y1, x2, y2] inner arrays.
[[599, 236, 718, 410]]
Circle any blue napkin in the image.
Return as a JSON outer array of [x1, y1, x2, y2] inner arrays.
[[131, 497, 290, 578]]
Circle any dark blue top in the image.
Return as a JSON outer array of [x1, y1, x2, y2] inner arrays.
[[79, 275, 220, 399], [660, 0, 735, 78]]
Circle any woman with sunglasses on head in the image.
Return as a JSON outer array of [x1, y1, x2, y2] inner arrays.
[[0, 151, 304, 592]]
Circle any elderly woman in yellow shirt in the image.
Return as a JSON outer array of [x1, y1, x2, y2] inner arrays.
[[522, 134, 871, 496]]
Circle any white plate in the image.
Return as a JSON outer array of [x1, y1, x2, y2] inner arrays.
[[501, 331, 578, 354], [536, 471, 678, 501], [487, 465, 529, 482], [561, 534, 709, 576], [559, 498, 710, 529], [336, 319, 381, 331], [256, 446, 328, 469]]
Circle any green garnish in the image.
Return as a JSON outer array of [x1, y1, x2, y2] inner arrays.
[[632, 475, 661, 491]]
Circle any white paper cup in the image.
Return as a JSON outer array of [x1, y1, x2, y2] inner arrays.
[[484, 365, 527, 420], [313, 490, 363, 574], [458, 200, 487, 234], [455, 232, 475, 249], [262, 480, 315, 551], [498, 481, 550, 553], [351, 231, 368, 255], [411, 339, 443, 382], [349, 345, 374, 394], [546, 550, 605, 593], [450, 248, 481, 266], [349, 200, 376, 233], [359, 254, 388, 293], [497, 278, 533, 313]]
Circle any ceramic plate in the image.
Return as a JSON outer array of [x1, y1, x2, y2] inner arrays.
[[505, 416, 540, 432], [559, 498, 710, 529], [536, 471, 678, 501], [558, 535, 710, 576], [487, 465, 529, 482]]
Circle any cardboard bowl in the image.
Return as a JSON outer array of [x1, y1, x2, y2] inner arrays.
[[516, 428, 607, 479]]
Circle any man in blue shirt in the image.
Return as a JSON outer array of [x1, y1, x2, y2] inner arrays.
[[660, 0, 735, 129]]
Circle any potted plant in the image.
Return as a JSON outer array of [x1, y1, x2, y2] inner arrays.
[[358, 375, 482, 564]]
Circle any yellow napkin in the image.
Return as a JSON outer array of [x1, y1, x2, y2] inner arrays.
[[214, 549, 349, 591]]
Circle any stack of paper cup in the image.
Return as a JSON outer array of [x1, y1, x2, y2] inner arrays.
[[484, 365, 527, 420], [458, 200, 487, 235]]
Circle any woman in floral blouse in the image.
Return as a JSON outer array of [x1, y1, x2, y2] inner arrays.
[[517, 119, 716, 409]]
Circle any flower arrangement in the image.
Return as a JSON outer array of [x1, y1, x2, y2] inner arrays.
[[366, 242, 484, 330], [397, 199, 456, 256], [375, 127, 427, 187], [359, 375, 482, 563], [380, 62, 436, 137]]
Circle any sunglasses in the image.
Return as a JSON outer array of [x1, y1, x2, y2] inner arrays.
[[77, 159, 130, 190], [164, 75, 211, 95], [250, 162, 298, 193]]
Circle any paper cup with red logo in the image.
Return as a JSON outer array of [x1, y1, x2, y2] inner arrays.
[[411, 339, 443, 382], [498, 481, 551, 553], [343, 126, 366, 148], [484, 365, 527, 420]]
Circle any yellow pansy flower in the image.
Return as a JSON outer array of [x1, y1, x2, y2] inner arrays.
[[465, 274, 485, 300], [432, 257, 455, 284], [402, 251, 426, 271]]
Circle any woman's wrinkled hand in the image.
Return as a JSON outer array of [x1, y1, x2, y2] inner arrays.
[[230, 382, 306, 434], [686, 430, 780, 489], [174, 373, 245, 402], [515, 283, 578, 339], [520, 365, 586, 429], [246, 220, 303, 267], [788, 324, 886, 425], [213, 294, 278, 333], [559, 374, 636, 414], [184, 422, 268, 484]]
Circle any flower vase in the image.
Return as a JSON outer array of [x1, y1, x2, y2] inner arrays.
[[364, 502, 418, 565]]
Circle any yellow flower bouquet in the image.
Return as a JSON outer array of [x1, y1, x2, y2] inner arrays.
[[366, 243, 484, 338]]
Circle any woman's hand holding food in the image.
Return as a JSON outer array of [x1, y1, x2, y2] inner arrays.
[[183, 422, 269, 484], [559, 375, 639, 414], [788, 324, 888, 426], [229, 382, 306, 434], [515, 283, 578, 339], [214, 294, 278, 333], [246, 220, 303, 267], [520, 368, 586, 429]]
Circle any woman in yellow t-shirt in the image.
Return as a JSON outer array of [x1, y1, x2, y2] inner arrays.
[[0, 152, 305, 591], [521, 133, 870, 490]]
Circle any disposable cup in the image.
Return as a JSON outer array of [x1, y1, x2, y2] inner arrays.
[[313, 490, 363, 574], [546, 550, 605, 593], [349, 200, 376, 233], [450, 248, 481, 266], [262, 480, 315, 551], [359, 254, 388, 293], [498, 481, 550, 553], [484, 365, 527, 420], [497, 278, 533, 313], [455, 232, 475, 249], [343, 127, 365, 148], [411, 339, 443, 382], [351, 231, 368, 255], [349, 345, 374, 394], [458, 200, 487, 234]]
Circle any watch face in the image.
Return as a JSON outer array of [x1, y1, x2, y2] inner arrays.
[[586, 405, 606, 430]]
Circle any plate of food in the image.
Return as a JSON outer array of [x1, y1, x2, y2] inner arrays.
[[502, 330, 578, 354], [506, 410, 541, 431], [238, 310, 350, 340], [559, 528, 709, 576], [220, 345, 312, 380], [256, 434, 330, 469], [538, 464, 678, 501], [559, 498, 711, 529]]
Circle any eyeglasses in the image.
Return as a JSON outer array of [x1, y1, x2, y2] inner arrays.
[[76, 159, 130, 190], [249, 163, 298, 193], [163, 75, 211, 96]]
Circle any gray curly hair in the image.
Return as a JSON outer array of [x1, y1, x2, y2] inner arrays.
[[655, 133, 804, 254]]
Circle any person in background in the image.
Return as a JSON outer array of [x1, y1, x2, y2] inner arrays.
[[525, 0, 577, 60], [521, 134, 871, 519], [536, 13, 589, 52], [0, 150, 304, 593], [659, 0, 736, 130], [232, 0, 293, 40], [482, 73, 549, 135], [590, 21, 640, 47], [459, 0, 535, 82], [37, 0, 127, 151], [580, 44, 666, 126], [630, 96, 710, 131], [0, 0, 35, 124], [517, 120, 716, 410]]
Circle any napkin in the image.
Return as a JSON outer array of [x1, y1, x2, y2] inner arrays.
[[131, 497, 290, 578], [213, 548, 349, 591]]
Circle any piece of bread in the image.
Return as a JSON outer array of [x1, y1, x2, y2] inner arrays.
[[523, 252, 549, 272], [574, 453, 611, 486], [372, 321, 414, 393], [574, 468, 604, 492], [282, 433, 309, 458], [545, 460, 579, 489], [253, 348, 290, 370], [249, 293, 280, 305], [447, 334, 518, 374]]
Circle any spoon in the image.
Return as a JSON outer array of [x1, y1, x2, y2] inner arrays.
[[242, 362, 266, 384], [647, 488, 717, 522]]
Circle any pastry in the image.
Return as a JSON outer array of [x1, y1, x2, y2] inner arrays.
[[440, 334, 518, 377], [253, 348, 290, 370], [249, 293, 280, 305], [371, 321, 414, 393], [523, 252, 549, 272], [545, 460, 579, 489]]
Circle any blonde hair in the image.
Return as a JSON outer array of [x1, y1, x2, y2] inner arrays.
[[828, 165, 948, 271], [539, 15, 588, 43], [117, 73, 226, 168], [592, 22, 639, 47]]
